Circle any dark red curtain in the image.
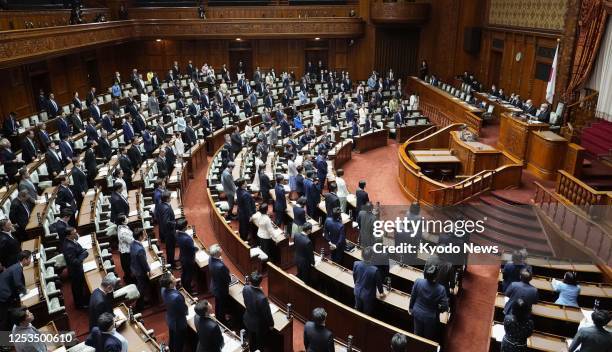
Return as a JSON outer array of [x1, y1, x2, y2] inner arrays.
[[564, 0, 609, 102]]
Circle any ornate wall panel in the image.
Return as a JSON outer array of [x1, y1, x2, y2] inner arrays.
[[370, 1, 431, 24], [488, 0, 568, 31]]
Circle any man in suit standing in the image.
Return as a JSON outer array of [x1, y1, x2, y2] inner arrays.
[[353, 246, 385, 314], [21, 130, 39, 164], [56, 176, 77, 217], [47, 93, 59, 119], [2, 111, 18, 137], [273, 174, 287, 227], [9, 190, 31, 242], [57, 113, 71, 140], [354, 180, 369, 220], [62, 227, 90, 309], [294, 222, 314, 285], [409, 265, 449, 340], [51, 210, 72, 243], [221, 162, 237, 220], [88, 275, 116, 329], [568, 309, 612, 352], [156, 147, 169, 179], [324, 208, 345, 263], [70, 107, 84, 135], [208, 244, 231, 325], [303, 307, 334, 352], [130, 228, 150, 311], [18, 168, 38, 201], [503, 269, 538, 315], [110, 182, 130, 225], [323, 182, 340, 217], [45, 141, 63, 178], [97, 130, 112, 162], [58, 135, 74, 163], [71, 157, 88, 207], [194, 300, 224, 352], [86, 87, 97, 108], [315, 151, 328, 191], [118, 147, 134, 188], [176, 219, 198, 295], [160, 274, 188, 352], [157, 191, 177, 268], [243, 271, 274, 351], [236, 179, 256, 241], [0, 250, 31, 331], [85, 312, 127, 352]]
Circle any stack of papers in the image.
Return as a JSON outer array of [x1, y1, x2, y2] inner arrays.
[[78, 235, 93, 250], [83, 261, 98, 273], [150, 261, 162, 272], [21, 287, 39, 302]]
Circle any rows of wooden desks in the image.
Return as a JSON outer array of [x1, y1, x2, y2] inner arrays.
[[353, 128, 389, 153]]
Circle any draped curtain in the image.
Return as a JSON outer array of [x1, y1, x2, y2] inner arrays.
[[587, 17, 612, 121], [563, 0, 609, 103]]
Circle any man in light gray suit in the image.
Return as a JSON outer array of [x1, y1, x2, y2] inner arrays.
[[148, 92, 160, 115], [18, 168, 38, 202], [221, 162, 237, 220]]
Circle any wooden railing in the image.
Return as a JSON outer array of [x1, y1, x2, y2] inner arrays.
[[429, 170, 496, 206], [534, 182, 612, 265], [563, 89, 599, 141], [556, 170, 612, 221]]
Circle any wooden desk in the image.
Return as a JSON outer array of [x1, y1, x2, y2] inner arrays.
[[113, 304, 160, 352], [498, 113, 548, 163], [206, 126, 236, 156], [407, 76, 483, 133], [449, 131, 501, 175], [396, 123, 433, 143], [77, 188, 99, 234], [267, 262, 440, 352], [327, 139, 352, 170], [228, 280, 294, 352], [526, 130, 568, 181], [354, 128, 388, 153], [182, 140, 206, 179], [25, 187, 57, 239], [500, 254, 603, 283], [473, 91, 522, 120]]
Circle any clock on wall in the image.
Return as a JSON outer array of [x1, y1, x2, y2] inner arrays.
[[515, 52, 523, 62]]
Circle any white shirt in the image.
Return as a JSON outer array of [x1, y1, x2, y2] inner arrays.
[[312, 109, 321, 125], [174, 138, 185, 156], [358, 108, 367, 124], [287, 159, 298, 177], [117, 225, 134, 254], [336, 176, 349, 198], [251, 212, 276, 240], [176, 116, 186, 132]]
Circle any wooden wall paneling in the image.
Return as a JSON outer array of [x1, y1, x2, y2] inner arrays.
[[0, 67, 33, 119], [48, 57, 70, 104], [374, 27, 419, 79]]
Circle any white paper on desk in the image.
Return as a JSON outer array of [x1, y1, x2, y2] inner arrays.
[[83, 261, 97, 273], [113, 307, 127, 321], [21, 287, 39, 302], [52, 346, 67, 352], [78, 235, 93, 250], [222, 336, 242, 352], [315, 255, 322, 266], [171, 191, 178, 199], [187, 305, 196, 321], [150, 261, 162, 272], [128, 210, 138, 217], [491, 324, 505, 342], [196, 251, 209, 263], [269, 302, 280, 315], [86, 189, 96, 197], [35, 197, 46, 204]]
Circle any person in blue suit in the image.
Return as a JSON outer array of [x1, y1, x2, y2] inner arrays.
[[304, 172, 321, 219], [504, 269, 538, 315], [62, 228, 90, 308], [88, 275, 115, 329], [157, 191, 177, 268], [324, 208, 345, 263], [353, 246, 385, 314], [208, 244, 232, 325], [176, 219, 198, 295], [273, 174, 287, 227], [409, 265, 449, 340], [160, 273, 188, 352], [57, 113, 71, 140], [142, 126, 156, 158], [502, 251, 531, 292], [122, 117, 135, 143], [237, 179, 256, 241], [315, 151, 328, 191], [130, 229, 150, 311], [242, 271, 274, 351], [58, 135, 74, 163], [101, 113, 115, 133], [85, 313, 125, 352], [0, 250, 31, 332]]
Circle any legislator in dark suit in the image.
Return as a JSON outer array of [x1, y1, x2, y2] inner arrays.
[[353, 259, 383, 315], [409, 277, 449, 340], [56, 184, 77, 214], [294, 231, 314, 285], [88, 287, 113, 329], [156, 156, 169, 179], [162, 286, 188, 352], [97, 137, 112, 162], [209, 256, 231, 324], [237, 187, 256, 241], [0, 262, 27, 331], [157, 201, 177, 266], [85, 326, 122, 352], [110, 191, 129, 225], [303, 321, 334, 352], [503, 281, 538, 315], [177, 230, 197, 294], [195, 314, 224, 352], [21, 135, 38, 163], [9, 198, 30, 241], [354, 187, 369, 219], [130, 240, 150, 310], [242, 284, 274, 351], [63, 237, 90, 307], [45, 147, 63, 176], [324, 192, 340, 217], [324, 216, 345, 263], [273, 182, 287, 226], [71, 165, 88, 205]]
